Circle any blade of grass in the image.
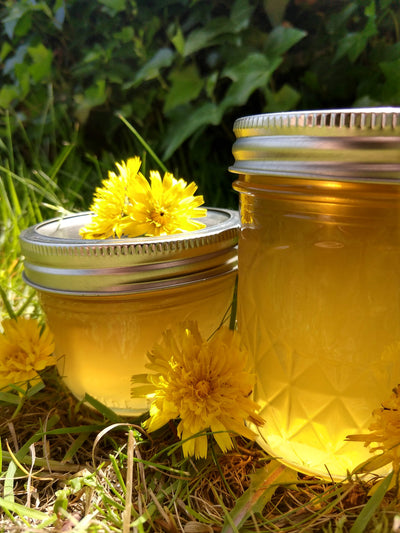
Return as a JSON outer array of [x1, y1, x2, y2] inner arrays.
[[63, 432, 91, 463], [48, 142, 76, 182], [83, 393, 122, 423], [229, 274, 238, 331], [0, 285, 17, 319], [14, 414, 60, 461], [3, 460, 17, 502], [4, 161, 22, 220], [211, 486, 238, 532], [0, 391, 20, 404], [109, 454, 126, 493], [0, 165, 60, 205], [0, 495, 58, 523], [117, 113, 168, 173], [349, 471, 394, 533], [1, 451, 84, 473], [4, 111, 14, 172]]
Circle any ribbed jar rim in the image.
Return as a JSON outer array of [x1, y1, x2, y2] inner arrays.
[[230, 107, 400, 183], [19, 208, 239, 295]]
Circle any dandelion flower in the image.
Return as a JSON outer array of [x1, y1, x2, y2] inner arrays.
[[131, 322, 264, 459], [80, 157, 142, 239], [347, 384, 400, 471], [0, 317, 55, 389], [80, 157, 206, 239], [121, 170, 206, 237]]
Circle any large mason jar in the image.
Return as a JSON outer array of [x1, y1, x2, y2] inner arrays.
[[230, 108, 400, 480]]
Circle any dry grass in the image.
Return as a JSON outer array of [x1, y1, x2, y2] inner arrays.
[[1, 369, 400, 533]]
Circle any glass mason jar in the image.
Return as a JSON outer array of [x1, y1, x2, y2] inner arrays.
[[20, 208, 239, 416], [230, 108, 400, 480]]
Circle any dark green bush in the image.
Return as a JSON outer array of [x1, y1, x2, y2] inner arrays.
[[1, 0, 399, 207]]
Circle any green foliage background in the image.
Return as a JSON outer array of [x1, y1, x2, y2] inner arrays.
[[1, 0, 400, 209]]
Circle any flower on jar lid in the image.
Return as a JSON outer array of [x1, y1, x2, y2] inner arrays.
[[80, 156, 207, 239], [131, 321, 264, 459], [0, 317, 55, 390]]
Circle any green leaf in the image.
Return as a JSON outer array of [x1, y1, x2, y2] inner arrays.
[[222, 460, 298, 531], [53, 0, 66, 30], [162, 103, 222, 160], [266, 83, 301, 112], [170, 24, 185, 55], [334, 2, 377, 63], [0, 42, 12, 62], [14, 64, 30, 98], [334, 32, 368, 63], [205, 71, 218, 98], [380, 59, 400, 82], [327, 3, 358, 35], [74, 79, 107, 123], [0, 85, 19, 108], [14, 12, 33, 39], [263, 0, 290, 26], [3, 45, 28, 77], [183, 18, 231, 57], [113, 25, 134, 43], [2, 2, 52, 39], [349, 471, 394, 533], [183, 0, 251, 58], [264, 25, 307, 59], [379, 59, 400, 100], [133, 48, 175, 85], [3, 4, 28, 39], [28, 43, 53, 82], [363, 1, 378, 38], [164, 64, 204, 113], [98, 0, 126, 13], [221, 53, 281, 111], [230, 0, 254, 32]]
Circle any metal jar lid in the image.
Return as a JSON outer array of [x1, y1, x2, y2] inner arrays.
[[19, 208, 239, 295], [230, 107, 400, 183]]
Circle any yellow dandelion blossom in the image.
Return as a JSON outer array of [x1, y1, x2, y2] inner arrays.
[[80, 156, 207, 239], [121, 170, 206, 237], [0, 317, 55, 389], [347, 384, 400, 472], [131, 322, 264, 459], [80, 157, 142, 239]]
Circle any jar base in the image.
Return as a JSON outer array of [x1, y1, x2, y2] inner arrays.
[[255, 431, 391, 481], [68, 386, 151, 418]]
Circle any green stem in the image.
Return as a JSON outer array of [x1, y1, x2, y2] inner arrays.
[[229, 275, 238, 331]]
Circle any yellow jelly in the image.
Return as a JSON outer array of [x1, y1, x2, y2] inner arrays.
[[230, 108, 400, 479]]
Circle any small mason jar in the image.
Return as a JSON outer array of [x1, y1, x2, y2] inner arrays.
[[230, 108, 400, 480], [20, 208, 239, 416]]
